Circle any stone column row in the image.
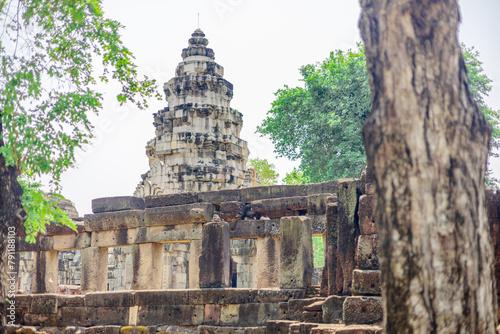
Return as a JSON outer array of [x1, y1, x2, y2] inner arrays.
[[198, 214, 313, 289], [80, 243, 168, 293], [31, 242, 171, 294], [32, 215, 315, 293]]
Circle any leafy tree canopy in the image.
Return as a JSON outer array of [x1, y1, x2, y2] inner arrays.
[[248, 158, 279, 186], [0, 0, 160, 241], [258, 43, 500, 186], [283, 167, 307, 185]]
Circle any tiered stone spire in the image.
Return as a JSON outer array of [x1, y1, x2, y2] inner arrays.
[[135, 29, 257, 196]]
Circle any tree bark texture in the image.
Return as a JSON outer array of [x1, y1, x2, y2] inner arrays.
[[358, 0, 497, 333], [0, 121, 26, 331]]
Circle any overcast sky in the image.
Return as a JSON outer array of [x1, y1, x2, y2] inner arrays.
[[59, 0, 500, 216]]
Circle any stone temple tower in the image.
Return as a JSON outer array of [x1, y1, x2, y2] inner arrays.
[[135, 29, 257, 196]]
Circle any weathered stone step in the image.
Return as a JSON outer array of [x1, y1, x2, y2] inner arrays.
[[304, 300, 325, 312], [303, 299, 326, 323], [286, 298, 326, 321], [306, 285, 322, 298]]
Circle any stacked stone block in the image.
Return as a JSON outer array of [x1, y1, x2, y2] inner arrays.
[[316, 170, 383, 326], [342, 169, 382, 325]]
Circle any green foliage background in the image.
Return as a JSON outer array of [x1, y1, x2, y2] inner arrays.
[[313, 236, 325, 268], [259, 43, 500, 187], [248, 157, 280, 186], [258, 44, 370, 183]]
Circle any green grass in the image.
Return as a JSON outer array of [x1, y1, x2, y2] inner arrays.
[[313, 236, 325, 267]]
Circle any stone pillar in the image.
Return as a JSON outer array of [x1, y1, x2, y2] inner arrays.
[[81, 246, 108, 293], [324, 202, 341, 295], [131, 243, 163, 290], [199, 216, 231, 288], [337, 178, 360, 295], [256, 236, 280, 288], [32, 250, 58, 293], [280, 216, 313, 289], [189, 239, 202, 289]]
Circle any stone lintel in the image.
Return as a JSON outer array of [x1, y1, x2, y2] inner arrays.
[[92, 196, 145, 214], [45, 222, 85, 236], [251, 196, 308, 219], [84, 210, 145, 232], [91, 228, 136, 248], [144, 203, 213, 226], [145, 192, 198, 208], [40, 232, 91, 251], [144, 224, 203, 243], [240, 185, 307, 204], [228, 219, 280, 239]]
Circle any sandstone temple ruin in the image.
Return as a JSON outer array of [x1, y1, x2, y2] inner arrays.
[[10, 171, 500, 333], [8, 29, 500, 334], [134, 29, 257, 197]]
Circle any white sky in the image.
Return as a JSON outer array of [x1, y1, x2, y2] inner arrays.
[[59, 0, 500, 216]]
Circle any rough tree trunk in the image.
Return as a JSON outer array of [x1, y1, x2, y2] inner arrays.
[[358, 0, 497, 333], [0, 120, 26, 331]]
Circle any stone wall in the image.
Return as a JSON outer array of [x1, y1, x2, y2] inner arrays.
[[14, 289, 305, 330]]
